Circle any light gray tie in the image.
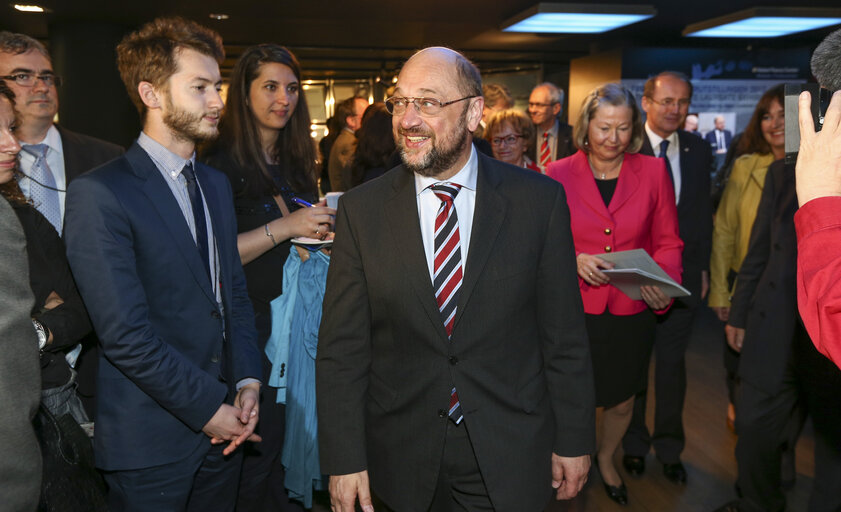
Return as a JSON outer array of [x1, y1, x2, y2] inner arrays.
[[23, 143, 62, 233]]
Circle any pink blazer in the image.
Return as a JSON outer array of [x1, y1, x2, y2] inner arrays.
[[548, 150, 683, 315]]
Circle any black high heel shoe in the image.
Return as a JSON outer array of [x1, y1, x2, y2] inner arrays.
[[594, 456, 628, 506]]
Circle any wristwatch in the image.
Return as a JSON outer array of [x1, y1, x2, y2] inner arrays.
[[32, 319, 47, 351]]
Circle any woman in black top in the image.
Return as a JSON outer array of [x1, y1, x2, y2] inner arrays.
[[0, 81, 91, 425], [203, 44, 334, 511]]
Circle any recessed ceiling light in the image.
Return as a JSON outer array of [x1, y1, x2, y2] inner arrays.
[[684, 7, 841, 38], [502, 3, 656, 34], [209, 13, 229, 20], [14, 4, 45, 12]]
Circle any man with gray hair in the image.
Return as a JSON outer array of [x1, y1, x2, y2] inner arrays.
[[528, 81, 575, 172], [317, 46, 594, 512]]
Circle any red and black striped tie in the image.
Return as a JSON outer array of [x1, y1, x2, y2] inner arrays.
[[539, 131, 551, 172], [431, 182, 463, 424]]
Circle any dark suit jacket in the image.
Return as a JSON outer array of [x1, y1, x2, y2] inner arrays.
[[548, 151, 683, 315], [56, 125, 124, 414], [64, 142, 261, 471], [641, 130, 713, 297], [537, 121, 576, 164], [0, 197, 41, 512], [729, 161, 797, 395], [317, 153, 595, 512], [56, 125, 124, 181], [704, 129, 733, 152]]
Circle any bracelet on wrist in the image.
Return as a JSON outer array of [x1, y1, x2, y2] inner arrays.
[[265, 223, 278, 247]]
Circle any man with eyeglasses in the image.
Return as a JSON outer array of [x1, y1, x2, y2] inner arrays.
[[621, 70, 713, 485], [528, 82, 575, 172], [317, 46, 594, 512], [0, 31, 123, 421]]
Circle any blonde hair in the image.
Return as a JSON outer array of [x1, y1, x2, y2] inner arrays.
[[573, 82, 643, 154]]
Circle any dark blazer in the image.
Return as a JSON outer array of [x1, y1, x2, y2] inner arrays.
[[56, 125, 124, 415], [537, 121, 576, 164], [56, 125, 124, 181], [704, 129, 733, 152], [317, 153, 595, 512], [728, 161, 797, 395], [548, 151, 683, 315], [64, 142, 261, 471], [641, 130, 713, 297], [0, 197, 42, 512]]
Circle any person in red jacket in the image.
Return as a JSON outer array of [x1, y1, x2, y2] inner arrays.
[[547, 82, 683, 506]]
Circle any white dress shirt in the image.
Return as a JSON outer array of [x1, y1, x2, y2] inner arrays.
[[415, 146, 478, 283], [645, 123, 681, 204]]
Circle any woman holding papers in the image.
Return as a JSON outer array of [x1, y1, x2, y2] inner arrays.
[[203, 44, 335, 511], [548, 83, 683, 506]]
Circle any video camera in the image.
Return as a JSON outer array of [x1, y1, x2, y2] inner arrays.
[[785, 83, 832, 165]]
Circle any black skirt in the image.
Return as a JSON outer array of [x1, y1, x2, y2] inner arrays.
[[585, 310, 656, 408]]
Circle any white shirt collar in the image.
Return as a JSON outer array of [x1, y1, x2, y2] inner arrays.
[[414, 145, 478, 195], [644, 122, 678, 150]]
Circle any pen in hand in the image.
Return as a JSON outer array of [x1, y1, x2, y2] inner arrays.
[[292, 197, 315, 208]]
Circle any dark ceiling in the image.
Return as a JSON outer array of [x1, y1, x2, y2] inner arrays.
[[2, 0, 841, 79]]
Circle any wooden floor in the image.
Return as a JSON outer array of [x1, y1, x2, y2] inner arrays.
[[548, 306, 815, 512], [311, 306, 816, 511]]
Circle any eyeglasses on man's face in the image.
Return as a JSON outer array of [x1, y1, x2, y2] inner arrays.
[[1, 73, 62, 88], [491, 134, 522, 146], [646, 97, 690, 109], [385, 95, 478, 116], [528, 101, 557, 109]]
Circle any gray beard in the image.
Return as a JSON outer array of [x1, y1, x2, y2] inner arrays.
[[400, 126, 470, 178]]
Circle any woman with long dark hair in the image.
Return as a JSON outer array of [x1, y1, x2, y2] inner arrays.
[[203, 43, 334, 511], [709, 84, 785, 431], [346, 102, 396, 187]]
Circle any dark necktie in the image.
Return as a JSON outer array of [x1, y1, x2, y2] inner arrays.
[[182, 163, 211, 281], [659, 139, 675, 185], [431, 182, 463, 424]]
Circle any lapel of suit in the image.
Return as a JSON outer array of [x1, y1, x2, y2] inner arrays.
[[609, 154, 641, 214], [383, 167, 449, 339], [452, 155, 506, 331], [57, 126, 83, 181], [676, 131, 692, 207], [128, 143, 216, 305], [568, 151, 613, 223], [198, 164, 229, 301]]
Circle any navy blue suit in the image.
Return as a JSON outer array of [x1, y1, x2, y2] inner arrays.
[[64, 142, 261, 505]]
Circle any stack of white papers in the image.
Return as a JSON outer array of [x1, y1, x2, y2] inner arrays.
[[594, 249, 690, 300]]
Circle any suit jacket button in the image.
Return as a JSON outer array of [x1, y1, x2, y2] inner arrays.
[[604, 228, 611, 235], [759, 311, 766, 318], [211, 311, 221, 319], [769, 281, 776, 289], [438, 409, 447, 418], [449, 356, 458, 365], [774, 243, 782, 251], [604, 246, 612, 252], [211, 354, 220, 363]]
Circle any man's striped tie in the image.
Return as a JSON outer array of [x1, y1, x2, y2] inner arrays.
[[539, 131, 551, 172], [431, 182, 463, 424]]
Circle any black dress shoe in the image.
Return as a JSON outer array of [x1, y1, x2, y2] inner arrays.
[[603, 481, 628, 506], [622, 455, 645, 476], [595, 457, 629, 506], [712, 499, 741, 512], [663, 462, 687, 483]]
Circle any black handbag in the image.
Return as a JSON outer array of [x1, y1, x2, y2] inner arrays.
[[33, 404, 108, 512]]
